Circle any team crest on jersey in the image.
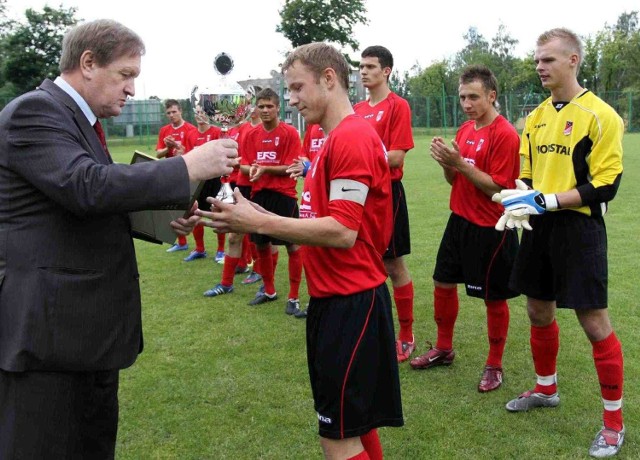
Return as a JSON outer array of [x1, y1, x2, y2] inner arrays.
[[476, 138, 485, 152], [376, 110, 384, 122], [563, 121, 573, 136], [275, 136, 280, 146]]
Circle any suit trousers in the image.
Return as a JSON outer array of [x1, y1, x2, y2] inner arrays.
[[0, 368, 120, 459]]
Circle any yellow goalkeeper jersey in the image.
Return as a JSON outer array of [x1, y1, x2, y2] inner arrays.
[[520, 90, 624, 216]]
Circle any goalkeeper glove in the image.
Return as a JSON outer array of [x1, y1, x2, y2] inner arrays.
[[492, 179, 559, 231]]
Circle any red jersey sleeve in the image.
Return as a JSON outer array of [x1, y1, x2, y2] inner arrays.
[[388, 95, 414, 152]]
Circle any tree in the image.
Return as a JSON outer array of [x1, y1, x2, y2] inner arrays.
[[596, 11, 640, 93], [276, 0, 368, 51], [1, 5, 78, 95], [389, 69, 410, 98], [453, 27, 492, 70]]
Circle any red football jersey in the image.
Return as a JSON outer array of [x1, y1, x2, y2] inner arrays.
[[450, 115, 520, 227], [300, 115, 392, 298], [243, 122, 301, 198], [184, 125, 222, 152], [222, 126, 242, 183], [353, 92, 414, 181], [156, 122, 196, 157], [234, 122, 260, 187], [302, 124, 326, 162]]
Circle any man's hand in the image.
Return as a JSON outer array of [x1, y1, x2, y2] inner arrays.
[[182, 138, 238, 181], [164, 135, 178, 148], [195, 188, 273, 234], [430, 137, 463, 169], [170, 202, 200, 235], [492, 179, 558, 231], [249, 163, 265, 182], [286, 157, 311, 179]]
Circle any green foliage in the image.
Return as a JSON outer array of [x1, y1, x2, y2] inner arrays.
[[1, 5, 78, 95], [593, 11, 640, 93], [400, 12, 640, 105], [389, 69, 410, 98], [276, 0, 368, 51]]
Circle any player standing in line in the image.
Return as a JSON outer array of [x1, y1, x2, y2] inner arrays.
[[354, 46, 416, 362], [286, 123, 326, 319], [409, 65, 520, 393], [199, 41, 402, 460], [156, 99, 197, 253], [493, 28, 625, 458], [181, 104, 223, 262], [240, 88, 305, 316], [225, 104, 262, 277], [203, 106, 263, 297]]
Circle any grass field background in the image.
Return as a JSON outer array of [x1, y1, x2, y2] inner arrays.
[[109, 132, 639, 459]]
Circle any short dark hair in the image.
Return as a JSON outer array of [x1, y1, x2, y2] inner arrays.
[[459, 65, 498, 95], [164, 99, 180, 110], [59, 19, 145, 73], [282, 42, 350, 90], [256, 88, 280, 107], [361, 45, 394, 70], [459, 65, 499, 108]]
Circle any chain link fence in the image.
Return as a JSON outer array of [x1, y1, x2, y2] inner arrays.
[[1, 91, 637, 148], [407, 90, 639, 135]]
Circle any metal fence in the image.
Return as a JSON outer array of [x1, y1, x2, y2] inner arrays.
[[407, 91, 640, 133], [1, 90, 637, 148]]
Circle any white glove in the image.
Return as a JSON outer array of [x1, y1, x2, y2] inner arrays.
[[492, 179, 558, 231]]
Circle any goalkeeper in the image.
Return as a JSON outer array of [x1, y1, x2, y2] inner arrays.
[[492, 28, 626, 458]]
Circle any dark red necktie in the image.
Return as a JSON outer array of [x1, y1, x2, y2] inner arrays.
[[93, 120, 111, 159]]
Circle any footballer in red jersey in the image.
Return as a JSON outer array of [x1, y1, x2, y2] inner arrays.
[[239, 88, 304, 314], [409, 66, 520, 395], [157, 99, 197, 254], [156, 99, 196, 159], [288, 123, 326, 179], [202, 109, 263, 297], [354, 45, 416, 363], [199, 42, 403, 460], [178, 106, 224, 262], [302, 123, 325, 162]]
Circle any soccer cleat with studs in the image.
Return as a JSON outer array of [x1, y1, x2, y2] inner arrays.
[[505, 390, 560, 412], [410, 342, 455, 369]]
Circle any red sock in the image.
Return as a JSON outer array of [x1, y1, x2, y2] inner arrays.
[[216, 232, 225, 253], [592, 331, 624, 431], [178, 234, 187, 246], [485, 299, 509, 368], [287, 249, 302, 300], [258, 246, 275, 295], [434, 286, 458, 351], [221, 256, 240, 287], [241, 234, 252, 266], [531, 320, 559, 395], [250, 242, 259, 269], [394, 282, 414, 343], [348, 451, 370, 460], [360, 429, 383, 460], [192, 225, 205, 253], [271, 249, 279, 274]]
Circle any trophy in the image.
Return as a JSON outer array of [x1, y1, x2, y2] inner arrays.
[[190, 52, 254, 204]]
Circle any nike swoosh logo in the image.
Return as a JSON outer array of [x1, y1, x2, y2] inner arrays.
[[341, 187, 358, 192]]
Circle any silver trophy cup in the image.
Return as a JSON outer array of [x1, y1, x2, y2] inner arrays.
[[190, 52, 255, 204]]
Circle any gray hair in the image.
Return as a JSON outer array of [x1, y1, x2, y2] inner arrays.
[[59, 19, 145, 73]]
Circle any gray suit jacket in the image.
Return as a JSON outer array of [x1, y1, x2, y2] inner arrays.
[[0, 79, 191, 372]]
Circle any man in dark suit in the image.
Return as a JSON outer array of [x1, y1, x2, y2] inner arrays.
[[0, 19, 237, 458]]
